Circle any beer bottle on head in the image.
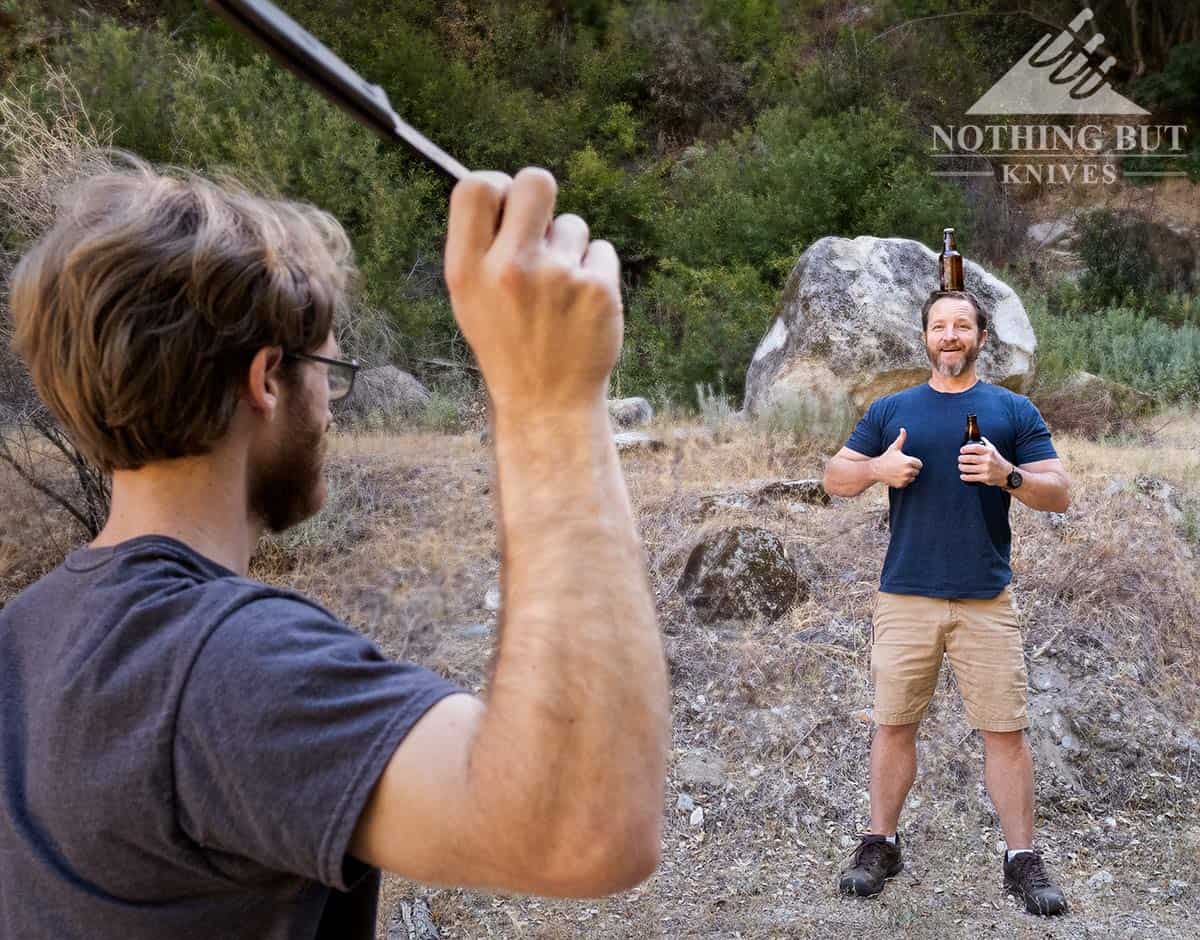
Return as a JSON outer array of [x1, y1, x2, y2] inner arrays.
[[963, 413, 983, 487], [940, 228, 964, 292]]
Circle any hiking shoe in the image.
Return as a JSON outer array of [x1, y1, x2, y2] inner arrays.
[[839, 833, 903, 898], [1004, 851, 1067, 915]]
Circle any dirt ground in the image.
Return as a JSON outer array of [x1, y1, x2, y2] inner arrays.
[[3, 409, 1198, 939]]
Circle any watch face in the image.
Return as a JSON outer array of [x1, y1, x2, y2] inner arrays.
[[1008, 469, 1022, 489]]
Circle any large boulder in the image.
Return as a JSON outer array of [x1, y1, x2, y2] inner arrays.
[[743, 236, 1037, 428], [336, 365, 431, 429]]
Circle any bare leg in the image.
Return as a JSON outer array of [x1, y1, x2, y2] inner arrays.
[[981, 730, 1034, 848], [868, 722, 919, 834]]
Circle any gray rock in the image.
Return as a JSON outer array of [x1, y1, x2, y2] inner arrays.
[[675, 748, 727, 789], [744, 236, 1037, 430], [1060, 371, 1155, 418], [336, 365, 431, 429], [1026, 218, 1077, 248], [483, 582, 501, 611], [676, 793, 695, 813], [677, 526, 803, 623], [1134, 474, 1184, 523], [458, 623, 490, 639], [1087, 870, 1114, 889], [607, 397, 654, 428], [698, 479, 829, 516], [614, 431, 666, 454], [755, 479, 830, 507], [1031, 664, 1067, 692]]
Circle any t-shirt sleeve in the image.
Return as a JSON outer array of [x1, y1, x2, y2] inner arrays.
[[843, 399, 886, 458], [173, 595, 465, 890], [1013, 397, 1058, 465]]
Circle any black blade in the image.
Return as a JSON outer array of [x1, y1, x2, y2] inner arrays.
[[206, 0, 469, 182]]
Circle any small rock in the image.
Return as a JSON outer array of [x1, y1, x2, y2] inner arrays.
[[675, 749, 727, 789], [1168, 880, 1189, 899], [483, 582, 501, 611], [689, 806, 705, 827], [1031, 665, 1066, 692], [676, 525, 802, 624], [1088, 870, 1114, 889], [676, 793, 694, 813], [755, 479, 831, 507], [607, 397, 654, 428], [1183, 827, 1200, 862], [1104, 478, 1127, 497], [613, 431, 666, 454], [458, 623, 489, 639], [801, 814, 820, 828], [1103, 816, 1117, 830], [1061, 734, 1078, 750]]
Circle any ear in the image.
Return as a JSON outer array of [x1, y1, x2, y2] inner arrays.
[[245, 346, 285, 416]]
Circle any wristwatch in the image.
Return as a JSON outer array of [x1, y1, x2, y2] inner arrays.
[[1004, 464, 1023, 490]]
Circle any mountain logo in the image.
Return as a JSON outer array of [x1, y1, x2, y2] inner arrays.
[[966, 8, 1149, 116]]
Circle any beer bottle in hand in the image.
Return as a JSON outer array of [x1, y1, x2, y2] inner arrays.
[[940, 228, 964, 292], [963, 413, 982, 487]]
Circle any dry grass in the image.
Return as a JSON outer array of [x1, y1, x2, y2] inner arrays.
[[2, 410, 1198, 938]]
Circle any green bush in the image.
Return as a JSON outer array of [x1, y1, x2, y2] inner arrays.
[[659, 102, 965, 279], [1029, 292, 1200, 403], [622, 260, 775, 404], [1074, 210, 1163, 309]]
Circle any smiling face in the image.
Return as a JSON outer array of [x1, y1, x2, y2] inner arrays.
[[924, 296, 986, 378]]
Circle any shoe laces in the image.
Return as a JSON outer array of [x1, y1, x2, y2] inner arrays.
[[849, 834, 891, 869], [1012, 851, 1052, 889]]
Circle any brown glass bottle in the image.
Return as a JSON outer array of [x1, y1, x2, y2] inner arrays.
[[940, 227, 964, 292], [963, 413, 982, 487]]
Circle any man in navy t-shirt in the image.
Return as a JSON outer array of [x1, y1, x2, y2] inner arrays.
[[822, 290, 1071, 915]]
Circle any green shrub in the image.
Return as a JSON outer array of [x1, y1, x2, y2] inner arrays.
[[1074, 210, 1162, 308], [1029, 293, 1200, 403]]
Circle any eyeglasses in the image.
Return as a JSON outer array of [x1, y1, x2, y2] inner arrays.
[[283, 351, 361, 401]]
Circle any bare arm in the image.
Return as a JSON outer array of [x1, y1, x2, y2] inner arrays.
[[823, 428, 922, 498], [349, 169, 668, 897], [1006, 458, 1071, 513]]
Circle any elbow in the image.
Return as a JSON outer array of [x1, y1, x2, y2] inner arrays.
[[822, 468, 846, 498], [532, 809, 662, 897], [1055, 475, 1072, 513]]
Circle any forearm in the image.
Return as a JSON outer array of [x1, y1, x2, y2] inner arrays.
[[1007, 468, 1070, 513], [823, 456, 878, 497], [473, 403, 668, 886]]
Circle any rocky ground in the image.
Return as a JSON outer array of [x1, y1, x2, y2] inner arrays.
[[2, 409, 1198, 939]]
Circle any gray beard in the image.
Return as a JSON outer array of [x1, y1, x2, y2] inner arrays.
[[928, 346, 979, 377]]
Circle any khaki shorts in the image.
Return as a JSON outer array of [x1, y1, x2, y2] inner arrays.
[[870, 588, 1029, 732]]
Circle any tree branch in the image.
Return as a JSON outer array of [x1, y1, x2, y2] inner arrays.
[[870, 8, 1130, 76]]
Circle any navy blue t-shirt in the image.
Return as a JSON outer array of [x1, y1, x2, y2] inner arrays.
[[0, 535, 464, 940], [844, 381, 1058, 598]]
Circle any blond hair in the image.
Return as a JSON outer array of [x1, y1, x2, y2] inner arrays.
[[9, 153, 355, 471]]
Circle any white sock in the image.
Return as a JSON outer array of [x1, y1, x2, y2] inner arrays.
[[883, 834, 897, 845], [1006, 847, 1033, 862]]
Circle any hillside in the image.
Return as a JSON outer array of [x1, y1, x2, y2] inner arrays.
[[8, 409, 1194, 937]]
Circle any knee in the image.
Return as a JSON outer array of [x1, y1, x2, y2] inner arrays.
[[981, 729, 1028, 755], [875, 721, 919, 744]]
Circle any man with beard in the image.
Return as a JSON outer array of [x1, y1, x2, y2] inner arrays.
[[0, 158, 669, 939], [822, 290, 1071, 915]]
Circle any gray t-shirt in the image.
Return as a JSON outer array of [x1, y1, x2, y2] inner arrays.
[[0, 535, 463, 939]]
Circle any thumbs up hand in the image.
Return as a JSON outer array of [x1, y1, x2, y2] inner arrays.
[[870, 427, 923, 489]]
